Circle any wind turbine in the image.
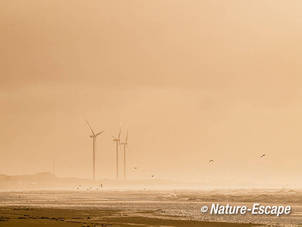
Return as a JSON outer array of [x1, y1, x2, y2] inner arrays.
[[86, 121, 104, 181], [52, 160, 55, 176], [112, 129, 121, 179], [120, 131, 128, 180]]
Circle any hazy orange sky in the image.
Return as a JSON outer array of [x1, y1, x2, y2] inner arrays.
[[1, 0, 302, 186]]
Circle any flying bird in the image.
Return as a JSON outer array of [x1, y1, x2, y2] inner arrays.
[[260, 154, 266, 158], [209, 160, 214, 163]]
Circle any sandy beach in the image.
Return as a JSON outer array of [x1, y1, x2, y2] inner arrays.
[[0, 189, 301, 226]]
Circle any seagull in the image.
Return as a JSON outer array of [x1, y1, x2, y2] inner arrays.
[[75, 185, 81, 190], [260, 154, 266, 158], [209, 160, 214, 163]]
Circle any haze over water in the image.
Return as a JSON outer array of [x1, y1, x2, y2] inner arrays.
[[1, 0, 302, 188]]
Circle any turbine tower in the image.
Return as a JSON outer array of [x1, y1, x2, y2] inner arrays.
[[112, 129, 121, 179], [120, 131, 128, 180], [52, 160, 55, 176], [86, 121, 104, 181]]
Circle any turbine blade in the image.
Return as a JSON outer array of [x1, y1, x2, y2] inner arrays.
[[125, 130, 128, 143], [95, 131, 104, 136], [118, 128, 121, 140], [85, 121, 95, 136]]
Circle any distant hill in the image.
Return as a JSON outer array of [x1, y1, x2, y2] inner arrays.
[[0, 172, 182, 191], [1, 172, 298, 191]]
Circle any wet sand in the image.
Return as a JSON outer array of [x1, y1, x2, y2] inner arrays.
[[0, 190, 301, 226], [0, 207, 256, 227]]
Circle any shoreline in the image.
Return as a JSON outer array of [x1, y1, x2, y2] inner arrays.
[[0, 206, 262, 227]]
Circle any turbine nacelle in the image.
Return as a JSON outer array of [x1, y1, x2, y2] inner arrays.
[[89, 131, 104, 138], [120, 131, 128, 145], [112, 128, 122, 142]]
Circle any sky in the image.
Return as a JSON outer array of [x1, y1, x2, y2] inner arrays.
[[1, 0, 302, 187]]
